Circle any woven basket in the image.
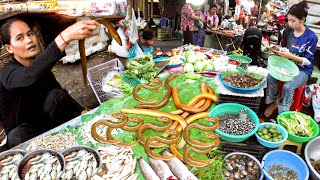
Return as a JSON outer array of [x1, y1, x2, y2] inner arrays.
[[267, 55, 299, 82], [0, 23, 45, 70]]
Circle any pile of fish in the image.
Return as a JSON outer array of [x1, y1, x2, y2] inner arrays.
[[138, 151, 197, 180], [21, 153, 63, 180], [223, 153, 262, 180], [27, 132, 77, 152], [61, 149, 99, 180], [92, 145, 137, 180], [223, 74, 263, 88], [0, 152, 24, 180]]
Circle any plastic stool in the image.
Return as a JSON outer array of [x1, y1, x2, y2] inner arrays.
[[277, 81, 306, 112], [311, 65, 320, 84], [277, 139, 303, 154]]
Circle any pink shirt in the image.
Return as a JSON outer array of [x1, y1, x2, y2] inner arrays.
[[181, 3, 194, 31], [204, 12, 219, 28]]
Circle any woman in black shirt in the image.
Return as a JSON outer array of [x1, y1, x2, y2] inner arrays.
[[0, 18, 99, 149]]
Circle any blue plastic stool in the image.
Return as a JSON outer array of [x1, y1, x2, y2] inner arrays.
[[160, 17, 170, 28]]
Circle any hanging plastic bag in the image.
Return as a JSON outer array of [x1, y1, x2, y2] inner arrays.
[[311, 84, 320, 122], [128, 42, 143, 59], [128, 8, 139, 44], [108, 27, 129, 58], [101, 71, 125, 98]]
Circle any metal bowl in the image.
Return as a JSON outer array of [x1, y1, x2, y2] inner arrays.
[[305, 136, 320, 180], [0, 149, 26, 179], [260, 52, 274, 60], [222, 152, 264, 180], [17, 148, 66, 180], [62, 145, 102, 178]]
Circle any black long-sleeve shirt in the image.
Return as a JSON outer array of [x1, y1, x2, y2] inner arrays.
[[0, 41, 66, 131]]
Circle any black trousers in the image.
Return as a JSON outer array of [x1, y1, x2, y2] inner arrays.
[[5, 89, 83, 149], [183, 26, 193, 45]]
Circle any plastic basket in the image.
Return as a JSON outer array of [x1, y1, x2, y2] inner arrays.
[[87, 58, 125, 104], [228, 54, 252, 66], [219, 137, 272, 161], [219, 94, 261, 113], [157, 27, 171, 41], [121, 72, 141, 87], [267, 55, 299, 82]]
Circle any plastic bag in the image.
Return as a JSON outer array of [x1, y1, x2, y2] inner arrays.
[[101, 71, 124, 98], [128, 8, 139, 43], [128, 42, 143, 59], [108, 27, 129, 58], [311, 84, 320, 122]]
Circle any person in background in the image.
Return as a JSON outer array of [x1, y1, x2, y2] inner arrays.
[[203, 4, 220, 48], [140, 30, 160, 55], [241, 26, 262, 66], [264, 1, 318, 117], [0, 18, 99, 149], [181, 2, 202, 45]]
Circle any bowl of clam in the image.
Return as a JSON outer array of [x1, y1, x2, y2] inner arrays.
[[222, 152, 263, 180], [61, 145, 101, 179], [17, 148, 65, 180], [0, 149, 26, 179]]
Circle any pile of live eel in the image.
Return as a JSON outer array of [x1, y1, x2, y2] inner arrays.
[[90, 73, 221, 168]]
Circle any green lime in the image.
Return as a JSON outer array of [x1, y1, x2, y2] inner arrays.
[[263, 129, 268, 135], [258, 132, 263, 137], [273, 138, 279, 142], [269, 129, 275, 134], [264, 135, 270, 140], [276, 130, 282, 135], [258, 128, 263, 132], [272, 125, 277, 129], [278, 135, 283, 140], [265, 125, 271, 129]]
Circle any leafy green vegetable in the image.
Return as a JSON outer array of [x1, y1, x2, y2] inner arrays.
[[126, 53, 159, 81], [190, 149, 224, 180], [120, 80, 134, 96], [278, 112, 314, 137]]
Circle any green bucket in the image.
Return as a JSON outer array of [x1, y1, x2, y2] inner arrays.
[[267, 55, 299, 82], [277, 111, 320, 143]]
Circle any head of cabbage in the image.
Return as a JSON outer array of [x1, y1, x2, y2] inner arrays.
[[183, 62, 194, 73]]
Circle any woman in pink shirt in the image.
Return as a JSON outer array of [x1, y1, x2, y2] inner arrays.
[[181, 3, 201, 45]]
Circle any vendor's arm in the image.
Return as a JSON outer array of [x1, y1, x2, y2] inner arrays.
[[2, 20, 98, 90], [152, 47, 160, 55], [277, 36, 318, 65]]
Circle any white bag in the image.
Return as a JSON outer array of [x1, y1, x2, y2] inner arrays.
[[312, 84, 320, 122]]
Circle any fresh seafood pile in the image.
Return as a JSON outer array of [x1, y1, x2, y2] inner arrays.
[[311, 158, 320, 175], [79, 114, 120, 145], [93, 146, 137, 180], [61, 149, 99, 180], [223, 153, 262, 180], [268, 164, 298, 180], [27, 132, 77, 152], [222, 74, 263, 88], [218, 113, 255, 135], [138, 151, 197, 180], [0, 152, 24, 180], [21, 153, 63, 180]]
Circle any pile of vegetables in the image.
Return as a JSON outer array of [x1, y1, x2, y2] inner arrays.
[[126, 53, 159, 81], [184, 50, 214, 73], [278, 112, 314, 137]]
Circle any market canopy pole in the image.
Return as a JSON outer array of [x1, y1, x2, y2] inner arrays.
[[258, 0, 262, 20], [144, 0, 149, 21], [151, 0, 154, 18]]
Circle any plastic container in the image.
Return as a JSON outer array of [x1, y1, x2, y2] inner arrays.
[[228, 54, 252, 66], [305, 136, 320, 180], [223, 152, 264, 180], [261, 150, 309, 180], [267, 55, 299, 82], [255, 122, 288, 148], [277, 111, 320, 143], [218, 73, 266, 94], [17, 149, 66, 180], [209, 103, 260, 142], [121, 72, 141, 87]]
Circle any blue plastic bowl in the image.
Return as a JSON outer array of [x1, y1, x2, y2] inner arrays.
[[218, 73, 266, 94], [255, 122, 288, 148], [209, 103, 260, 142], [262, 150, 309, 180]]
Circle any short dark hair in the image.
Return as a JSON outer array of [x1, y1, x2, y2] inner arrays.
[[288, 1, 308, 21], [142, 31, 154, 41], [1, 18, 30, 45], [210, 4, 218, 10]]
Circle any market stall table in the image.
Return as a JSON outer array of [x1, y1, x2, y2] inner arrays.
[[205, 28, 244, 52]]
